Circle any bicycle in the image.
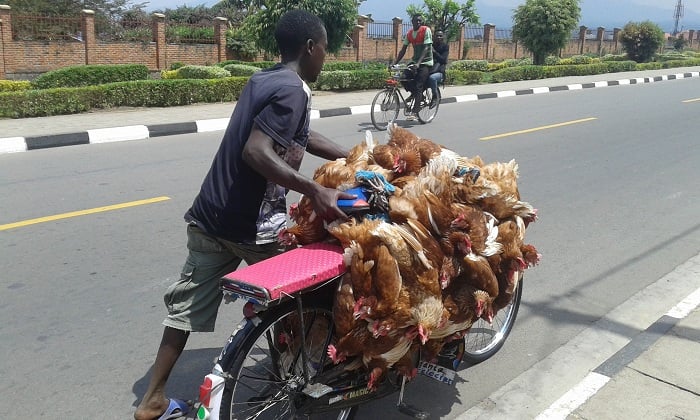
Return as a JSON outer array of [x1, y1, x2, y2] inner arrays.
[[194, 242, 522, 420], [370, 64, 441, 131]]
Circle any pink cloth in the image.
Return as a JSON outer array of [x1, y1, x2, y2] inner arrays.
[[222, 242, 346, 300]]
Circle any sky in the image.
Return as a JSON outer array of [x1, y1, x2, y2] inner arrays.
[[141, 1, 700, 31]]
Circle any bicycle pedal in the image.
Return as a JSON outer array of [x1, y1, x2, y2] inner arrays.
[[397, 402, 429, 419]]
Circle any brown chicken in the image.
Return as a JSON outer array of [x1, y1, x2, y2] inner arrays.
[[278, 195, 327, 246]]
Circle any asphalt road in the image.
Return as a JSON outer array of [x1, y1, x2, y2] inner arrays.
[[1, 78, 699, 419]]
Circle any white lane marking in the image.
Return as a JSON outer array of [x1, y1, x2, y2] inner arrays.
[[534, 372, 611, 420], [667, 286, 700, 319]]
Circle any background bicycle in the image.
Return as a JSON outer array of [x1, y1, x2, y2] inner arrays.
[[370, 64, 441, 130]]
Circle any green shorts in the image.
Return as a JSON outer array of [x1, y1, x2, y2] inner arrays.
[[162, 225, 285, 332]]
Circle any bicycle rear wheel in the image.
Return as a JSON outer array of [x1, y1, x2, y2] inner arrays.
[[219, 299, 356, 420], [371, 89, 400, 131], [462, 275, 523, 364], [417, 87, 440, 124]]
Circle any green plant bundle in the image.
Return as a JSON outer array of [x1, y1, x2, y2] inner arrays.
[[32, 64, 150, 89]]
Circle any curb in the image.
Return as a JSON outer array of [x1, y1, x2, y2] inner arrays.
[[1, 71, 698, 155]]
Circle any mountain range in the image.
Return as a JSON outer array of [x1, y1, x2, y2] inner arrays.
[[358, 0, 700, 33]]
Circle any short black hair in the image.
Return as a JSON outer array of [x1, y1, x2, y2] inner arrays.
[[275, 9, 326, 58], [411, 13, 423, 20]]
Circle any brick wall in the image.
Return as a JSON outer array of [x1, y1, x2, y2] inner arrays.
[[2, 6, 700, 80]]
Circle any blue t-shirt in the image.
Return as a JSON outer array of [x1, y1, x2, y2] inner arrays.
[[185, 64, 311, 244]]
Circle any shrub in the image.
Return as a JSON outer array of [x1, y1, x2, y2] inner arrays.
[[0, 80, 32, 93], [604, 60, 638, 72], [619, 21, 665, 63], [160, 70, 179, 80], [445, 69, 484, 85], [544, 56, 561, 65], [170, 62, 185, 70], [312, 70, 387, 91], [217, 60, 276, 69], [569, 55, 593, 64], [0, 77, 248, 118], [449, 60, 489, 72], [32, 64, 150, 89], [636, 62, 663, 70], [491, 65, 545, 82], [176, 65, 231, 79], [223, 64, 261, 77], [661, 58, 700, 68], [655, 52, 690, 62], [601, 54, 629, 62]]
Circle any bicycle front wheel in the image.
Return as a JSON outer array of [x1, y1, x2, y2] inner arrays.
[[463, 275, 523, 364], [219, 299, 356, 420], [417, 87, 440, 124], [371, 89, 400, 131]]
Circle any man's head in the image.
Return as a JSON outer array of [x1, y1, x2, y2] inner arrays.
[[411, 14, 423, 31], [435, 30, 445, 45], [275, 9, 328, 83]]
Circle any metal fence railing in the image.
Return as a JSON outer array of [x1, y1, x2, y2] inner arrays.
[[366, 21, 393, 39], [11, 14, 82, 41]]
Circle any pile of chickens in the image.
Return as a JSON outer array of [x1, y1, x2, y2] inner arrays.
[[279, 124, 540, 390]]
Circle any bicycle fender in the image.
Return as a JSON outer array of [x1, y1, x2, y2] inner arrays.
[[216, 316, 259, 368]]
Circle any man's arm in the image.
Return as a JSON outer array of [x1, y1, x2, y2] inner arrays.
[[307, 129, 349, 161], [242, 123, 352, 221], [393, 44, 408, 65]]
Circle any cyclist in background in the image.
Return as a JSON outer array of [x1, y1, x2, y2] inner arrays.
[[392, 13, 433, 120], [429, 29, 449, 107]]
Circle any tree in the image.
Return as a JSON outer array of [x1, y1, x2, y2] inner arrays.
[[242, 0, 358, 55], [405, 0, 479, 42], [512, 0, 580, 65], [619, 21, 665, 62], [5, 0, 146, 18]]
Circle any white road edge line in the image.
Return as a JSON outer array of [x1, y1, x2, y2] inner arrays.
[[534, 372, 611, 420]]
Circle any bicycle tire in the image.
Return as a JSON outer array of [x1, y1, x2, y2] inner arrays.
[[371, 89, 400, 131], [417, 87, 440, 124], [462, 275, 523, 364], [219, 297, 357, 420]]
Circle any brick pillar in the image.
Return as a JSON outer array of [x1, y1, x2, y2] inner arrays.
[[596, 27, 605, 55], [613, 28, 621, 54], [152, 13, 165, 70], [483, 24, 495, 60], [578, 25, 587, 55], [392, 17, 402, 58], [688, 30, 695, 48], [82, 9, 95, 65], [356, 15, 370, 63], [214, 17, 228, 63], [0, 5, 11, 79]]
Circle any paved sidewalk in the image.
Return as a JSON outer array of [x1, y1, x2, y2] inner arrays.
[[1, 66, 700, 154]]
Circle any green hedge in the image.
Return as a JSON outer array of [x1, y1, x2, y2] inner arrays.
[[661, 58, 700, 68], [449, 59, 489, 72], [636, 62, 664, 70], [176, 65, 231, 79], [0, 80, 32, 92], [223, 64, 261, 77], [445, 69, 484, 85], [0, 77, 248, 118], [217, 60, 276, 69], [312, 69, 388, 91], [32, 64, 149, 89]]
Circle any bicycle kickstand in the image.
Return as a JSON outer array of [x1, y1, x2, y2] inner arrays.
[[396, 376, 429, 419]]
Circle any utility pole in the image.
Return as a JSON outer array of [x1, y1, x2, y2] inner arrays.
[[673, 0, 684, 36]]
